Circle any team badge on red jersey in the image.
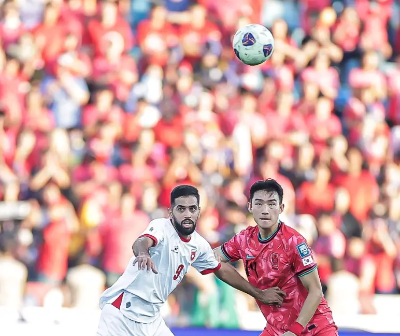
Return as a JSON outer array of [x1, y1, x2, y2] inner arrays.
[[270, 252, 279, 270]]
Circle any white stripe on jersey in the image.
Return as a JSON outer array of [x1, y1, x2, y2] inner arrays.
[[99, 218, 220, 323]]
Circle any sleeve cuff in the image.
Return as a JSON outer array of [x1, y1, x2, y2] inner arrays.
[[221, 244, 235, 261], [139, 234, 158, 247], [200, 263, 222, 275], [297, 265, 318, 277]]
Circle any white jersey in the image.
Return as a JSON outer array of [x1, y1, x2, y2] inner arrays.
[[99, 218, 221, 323]]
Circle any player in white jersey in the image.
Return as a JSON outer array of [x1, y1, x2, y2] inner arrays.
[[97, 185, 286, 336]]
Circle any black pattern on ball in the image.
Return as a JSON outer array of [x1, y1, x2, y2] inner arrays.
[[234, 48, 242, 61]]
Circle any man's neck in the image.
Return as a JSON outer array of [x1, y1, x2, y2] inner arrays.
[[258, 221, 280, 240], [315, 180, 327, 189]]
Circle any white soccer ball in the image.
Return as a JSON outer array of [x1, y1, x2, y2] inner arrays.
[[232, 24, 275, 66]]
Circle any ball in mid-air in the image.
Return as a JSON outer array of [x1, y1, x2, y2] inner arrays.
[[232, 24, 275, 66]]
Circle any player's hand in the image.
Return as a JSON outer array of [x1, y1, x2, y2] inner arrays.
[[132, 253, 158, 274], [255, 287, 286, 306]]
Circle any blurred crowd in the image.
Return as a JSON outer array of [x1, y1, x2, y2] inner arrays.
[[0, 0, 399, 328]]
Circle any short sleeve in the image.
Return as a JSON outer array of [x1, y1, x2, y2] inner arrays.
[[192, 241, 221, 275], [290, 235, 318, 277], [138, 220, 165, 247], [221, 233, 244, 262]]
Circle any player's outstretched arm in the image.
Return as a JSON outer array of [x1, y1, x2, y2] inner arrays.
[[132, 236, 158, 274], [283, 269, 323, 336], [214, 263, 286, 306]]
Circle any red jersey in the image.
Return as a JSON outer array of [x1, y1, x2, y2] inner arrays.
[[222, 222, 336, 335]]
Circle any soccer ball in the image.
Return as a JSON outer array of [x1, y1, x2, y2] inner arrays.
[[232, 24, 275, 66]]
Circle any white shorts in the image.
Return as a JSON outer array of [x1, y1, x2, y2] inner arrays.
[[96, 304, 174, 336]]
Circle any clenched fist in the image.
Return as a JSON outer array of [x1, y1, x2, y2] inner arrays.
[[254, 287, 286, 306]]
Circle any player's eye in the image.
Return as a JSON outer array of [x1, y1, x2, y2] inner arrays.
[[255, 203, 262, 206], [189, 207, 197, 212], [177, 207, 185, 212]]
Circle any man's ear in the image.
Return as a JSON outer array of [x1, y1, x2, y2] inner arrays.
[[247, 201, 252, 213], [279, 203, 285, 214], [168, 207, 173, 218], [196, 207, 201, 220]]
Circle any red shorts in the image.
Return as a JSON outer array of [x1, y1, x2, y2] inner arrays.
[[260, 322, 338, 336], [315, 326, 339, 336]]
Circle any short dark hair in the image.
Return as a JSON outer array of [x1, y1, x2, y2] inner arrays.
[[170, 185, 200, 206], [249, 179, 284, 204]]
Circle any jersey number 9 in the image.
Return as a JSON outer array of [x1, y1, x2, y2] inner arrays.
[[173, 264, 184, 280]]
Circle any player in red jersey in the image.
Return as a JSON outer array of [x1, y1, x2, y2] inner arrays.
[[214, 179, 338, 336]]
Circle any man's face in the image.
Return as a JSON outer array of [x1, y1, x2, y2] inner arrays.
[[101, 1, 117, 23], [169, 196, 200, 236], [248, 190, 284, 229]]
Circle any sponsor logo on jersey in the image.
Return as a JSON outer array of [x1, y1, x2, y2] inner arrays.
[[126, 302, 131, 308], [171, 246, 179, 253], [296, 242, 311, 258], [246, 255, 255, 260], [302, 256, 313, 266], [270, 252, 279, 270], [149, 227, 154, 231]]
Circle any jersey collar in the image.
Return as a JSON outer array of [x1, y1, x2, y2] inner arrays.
[[258, 221, 282, 244]]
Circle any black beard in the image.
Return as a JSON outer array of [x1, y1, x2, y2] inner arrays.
[[172, 215, 196, 236]]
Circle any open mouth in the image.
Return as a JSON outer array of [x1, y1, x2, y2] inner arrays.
[[182, 221, 194, 228]]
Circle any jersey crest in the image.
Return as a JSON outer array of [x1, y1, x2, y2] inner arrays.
[[191, 249, 197, 261], [269, 252, 279, 270]]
